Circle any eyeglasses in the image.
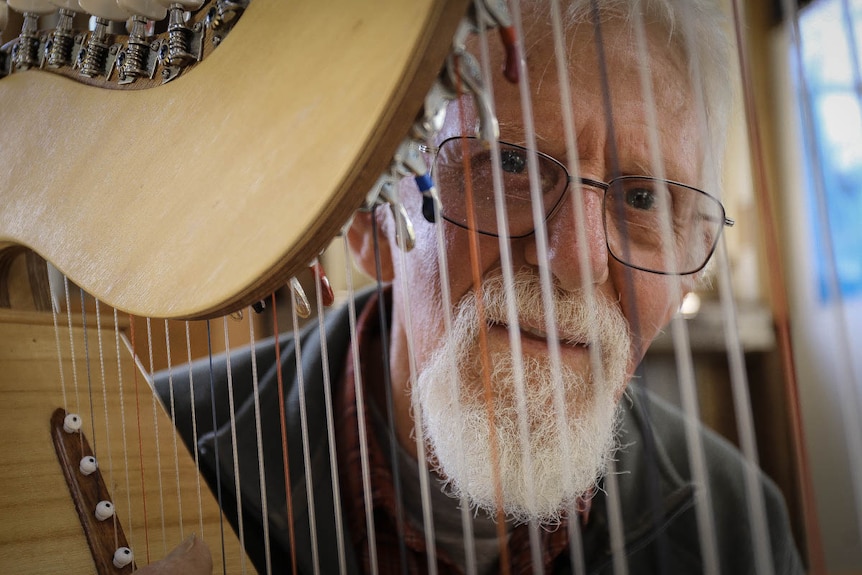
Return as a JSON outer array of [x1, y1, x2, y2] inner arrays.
[[427, 136, 734, 276]]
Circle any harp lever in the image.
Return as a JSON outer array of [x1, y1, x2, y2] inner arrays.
[[446, 49, 499, 144], [475, 0, 519, 83]]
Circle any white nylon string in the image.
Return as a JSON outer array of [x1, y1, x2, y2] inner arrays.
[[94, 300, 119, 549], [63, 276, 81, 421], [713, 241, 775, 575], [113, 308, 136, 557], [510, 2, 580, 571], [47, 267, 68, 411], [393, 196, 439, 575], [247, 309, 273, 575], [184, 321, 206, 539], [313, 259, 348, 575], [163, 320, 185, 542], [785, 0, 862, 538], [221, 316, 248, 574], [146, 317, 168, 557], [473, 3, 542, 569], [627, 4, 723, 573], [290, 288, 321, 575], [341, 236, 380, 575], [546, 1, 621, 572]]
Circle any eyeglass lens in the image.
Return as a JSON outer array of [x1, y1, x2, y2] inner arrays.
[[432, 138, 726, 275]]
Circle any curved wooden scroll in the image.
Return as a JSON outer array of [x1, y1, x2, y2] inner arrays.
[[0, 0, 468, 319]]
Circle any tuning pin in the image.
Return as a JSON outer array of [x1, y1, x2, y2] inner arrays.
[[46, 0, 84, 67], [7, 0, 55, 70], [77, 0, 130, 77], [155, 0, 201, 70], [116, 0, 166, 83]]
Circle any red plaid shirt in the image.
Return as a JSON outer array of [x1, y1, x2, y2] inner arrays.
[[335, 291, 588, 574]]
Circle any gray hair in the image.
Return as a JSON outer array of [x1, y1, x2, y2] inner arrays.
[[525, 0, 735, 196]]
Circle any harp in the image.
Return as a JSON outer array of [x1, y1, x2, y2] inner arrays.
[[0, 0, 858, 573]]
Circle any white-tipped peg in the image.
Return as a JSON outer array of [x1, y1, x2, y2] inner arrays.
[[0, 2, 8, 33], [95, 500, 115, 520], [63, 413, 82, 433], [155, 0, 202, 9], [117, 0, 165, 20], [79, 455, 98, 475], [7, 0, 54, 13], [77, 0, 128, 21], [113, 547, 133, 568]]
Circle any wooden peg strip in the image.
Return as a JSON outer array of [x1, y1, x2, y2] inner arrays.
[[50, 408, 136, 575]]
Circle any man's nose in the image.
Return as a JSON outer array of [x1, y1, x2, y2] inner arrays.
[[522, 189, 609, 290]]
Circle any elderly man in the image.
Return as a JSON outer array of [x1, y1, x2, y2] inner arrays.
[[155, 0, 804, 573]]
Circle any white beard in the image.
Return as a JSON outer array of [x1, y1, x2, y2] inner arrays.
[[415, 270, 631, 524]]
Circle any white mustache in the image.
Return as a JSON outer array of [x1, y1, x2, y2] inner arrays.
[[472, 269, 627, 351]]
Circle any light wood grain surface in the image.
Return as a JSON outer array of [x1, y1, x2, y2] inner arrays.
[[0, 0, 467, 319], [0, 309, 254, 573]]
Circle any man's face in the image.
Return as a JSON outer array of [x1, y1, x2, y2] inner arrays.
[[383, 17, 700, 521]]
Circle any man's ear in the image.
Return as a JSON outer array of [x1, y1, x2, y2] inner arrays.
[[346, 209, 395, 282]]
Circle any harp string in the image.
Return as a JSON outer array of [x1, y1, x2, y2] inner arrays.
[[474, 0, 544, 570], [94, 299, 122, 551], [79, 288, 97, 450], [220, 315, 249, 574], [184, 319, 207, 540], [163, 319, 186, 542], [787, 0, 862, 547], [313, 256, 349, 574], [129, 315, 152, 563], [114, 307, 137, 558], [545, 0, 617, 572], [63, 276, 82, 451], [455, 105, 512, 572], [585, 3, 705, 573], [342, 235, 381, 574], [672, 3, 777, 573], [370, 209, 410, 574], [205, 319, 229, 573], [247, 307, 273, 574], [393, 211, 440, 575], [290, 286, 322, 575], [145, 316, 169, 557], [729, 0, 827, 567], [269, 293, 300, 573]]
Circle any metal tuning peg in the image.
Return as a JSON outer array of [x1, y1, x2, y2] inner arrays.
[[116, 0, 166, 83], [7, 0, 55, 71], [155, 0, 202, 77], [46, 0, 84, 67], [77, 0, 130, 78]]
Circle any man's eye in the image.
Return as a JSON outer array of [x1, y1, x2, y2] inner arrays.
[[625, 187, 656, 210], [500, 149, 527, 174]]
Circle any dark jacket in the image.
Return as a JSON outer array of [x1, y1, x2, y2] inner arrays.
[[155, 290, 804, 574]]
